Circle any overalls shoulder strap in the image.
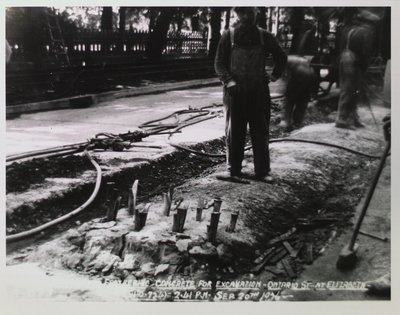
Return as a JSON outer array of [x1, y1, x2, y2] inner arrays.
[[229, 28, 235, 48], [345, 28, 356, 50]]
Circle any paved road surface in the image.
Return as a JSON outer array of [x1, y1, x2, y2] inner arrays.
[[6, 81, 286, 156]]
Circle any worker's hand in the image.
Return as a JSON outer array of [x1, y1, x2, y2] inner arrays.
[[226, 81, 240, 96], [270, 74, 278, 82]]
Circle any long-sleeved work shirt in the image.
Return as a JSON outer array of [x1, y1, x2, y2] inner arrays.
[[214, 25, 287, 86]]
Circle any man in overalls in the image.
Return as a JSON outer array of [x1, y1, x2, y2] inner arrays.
[[335, 8, 383, 129], [214, 7, 287, 182]]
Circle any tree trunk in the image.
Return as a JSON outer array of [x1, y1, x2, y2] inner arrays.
[[314, 8, 331, 55], [101, 7, 113, 31], [276, 7, 280, 35], [209, 7, 223, 59], [118, 7, 126, 53], [289, 7, 305, 54], [101, 7, 113, 53], [24, 7, 48, 67], [176, 13, 184, 32], [224, 8, 231, 30], [149, 8, 158, 32], [119, 7, 126, 32], [268, 7, 274, 32], [258, 7, 267, 29], [191, 15, 200, 31], [146, 8, 175, 60]]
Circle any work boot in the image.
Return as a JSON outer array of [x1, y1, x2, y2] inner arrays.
[[254, 173, 273, 183], [293, 122, 304, 130], [354, 119, 365, 128], [335, 121, 355, 130], [365, 273, 391, 296], [354, 121, 365, 128], [216, 171, 250, 184]]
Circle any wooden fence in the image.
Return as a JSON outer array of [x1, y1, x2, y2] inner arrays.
[[7, 29, 209, 65]]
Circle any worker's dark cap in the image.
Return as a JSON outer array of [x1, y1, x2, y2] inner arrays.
[[233, 7, 260, 14]]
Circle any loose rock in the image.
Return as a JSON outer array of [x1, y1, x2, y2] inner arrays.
[[155, 264, 170, 276]]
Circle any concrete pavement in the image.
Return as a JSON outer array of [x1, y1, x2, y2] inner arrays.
[[6, 78, 286, 156], [6, 85, 223, 155]]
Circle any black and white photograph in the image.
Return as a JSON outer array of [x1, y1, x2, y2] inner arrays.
[[1, 1, 397, 313]]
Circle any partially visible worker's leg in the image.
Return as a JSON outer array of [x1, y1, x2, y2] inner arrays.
[[229, 92, 247, 176], [249, 85, 271, 178], [223, 93, 232, 171], [336, 50, 358, 128], [281, 80, 296, 130], [293, 83, 311, 128]]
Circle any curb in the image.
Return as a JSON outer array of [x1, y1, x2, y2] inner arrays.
[[6, 78, 221, 117]]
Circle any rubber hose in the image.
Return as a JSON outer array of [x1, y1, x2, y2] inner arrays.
[[168, 132, 383, 159], [139, 109, 210, 128], [6, 142, 87, 162], [6, 150, 102, 243], [268, 138, 382, 159]]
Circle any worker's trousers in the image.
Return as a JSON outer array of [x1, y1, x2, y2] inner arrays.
[[336, 50, 363, 127], [285, 76, 313, 127], [224, 82, 271, 177]]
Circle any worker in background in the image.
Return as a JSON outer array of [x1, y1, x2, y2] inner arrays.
[[278, 22, 318, 132], [214, 7, 287, 183], [335, 8, 384, 129], [279, 55, 316, 131]]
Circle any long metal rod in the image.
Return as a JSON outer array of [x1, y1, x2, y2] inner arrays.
[[348, 141, 391, 250]]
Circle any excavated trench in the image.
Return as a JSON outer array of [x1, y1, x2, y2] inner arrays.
[[5, 99, 315, 237], [5, 98, 389, 301]]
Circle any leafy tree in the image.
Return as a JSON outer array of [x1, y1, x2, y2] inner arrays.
[[208, 7, 223, 58], [146, 7, 176, 60], [101, 7, 113, 31], [6, 7, 77, 66], [258, 7, 267, 29], [288, 7, 305, 54]]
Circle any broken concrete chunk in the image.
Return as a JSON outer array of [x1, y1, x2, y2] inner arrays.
[[102, 258, 119, 274], [133, 270, 145, 279], [77, 222, 92, 233], [87, 251, 121, 271], [155, 264, 170, 276], [189, 243, 218, 258], [65, 229, 86, 248], [159, 238, 176, 246], [92, 221, 117, 229], [176, 239, 192, 252], [64, 253, 84, 269], [117, 254, 140, 271], [141, 262, 156, 275]]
